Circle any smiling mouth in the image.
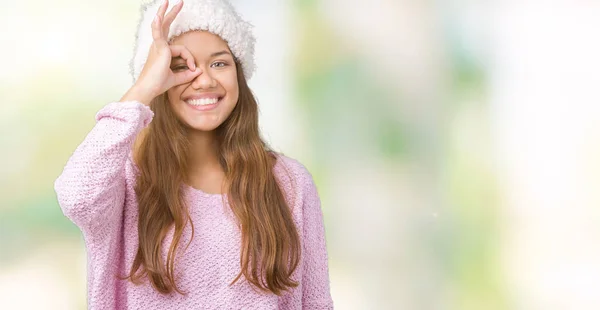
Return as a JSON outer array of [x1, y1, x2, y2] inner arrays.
[[184, 97, 223, 111], [185, 97, 222, 106]]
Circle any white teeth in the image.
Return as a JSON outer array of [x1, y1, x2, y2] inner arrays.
[[186, 98, 219, 106]]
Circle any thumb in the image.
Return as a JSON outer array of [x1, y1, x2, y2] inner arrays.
[[172, 67, 201, 86]]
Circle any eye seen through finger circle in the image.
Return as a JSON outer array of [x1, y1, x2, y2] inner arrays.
[[171, 64, 189, 72]]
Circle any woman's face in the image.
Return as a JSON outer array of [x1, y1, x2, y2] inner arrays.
[[167, 31, 239, 132]]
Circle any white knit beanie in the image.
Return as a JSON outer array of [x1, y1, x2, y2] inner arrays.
[[130, 0, 256, 83]]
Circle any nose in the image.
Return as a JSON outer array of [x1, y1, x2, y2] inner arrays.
[[191, 68, 217, 89]]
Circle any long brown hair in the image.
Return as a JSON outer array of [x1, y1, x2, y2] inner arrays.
[[126, 60, 301, 295]]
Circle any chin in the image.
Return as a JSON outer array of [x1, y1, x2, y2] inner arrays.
[[187, 123, 221, 132], [181, 116, 224, 132]]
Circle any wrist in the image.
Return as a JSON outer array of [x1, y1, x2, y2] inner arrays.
[[120, 84, 156, 106]]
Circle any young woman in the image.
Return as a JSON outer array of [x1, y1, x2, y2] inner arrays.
[[54, 0, 333, 308]]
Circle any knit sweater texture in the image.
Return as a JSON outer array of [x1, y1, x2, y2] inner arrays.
[[54, 101, 333, 309]]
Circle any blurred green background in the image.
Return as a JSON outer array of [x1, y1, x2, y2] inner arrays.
[[2, 0, 600, 309]]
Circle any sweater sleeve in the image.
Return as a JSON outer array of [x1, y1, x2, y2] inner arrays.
[[54, 101, 153, 235], [300, 171, 334, 309]]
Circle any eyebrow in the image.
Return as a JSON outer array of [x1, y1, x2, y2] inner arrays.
[[171, 50, 232, 62], [210, 50, 231, 57]]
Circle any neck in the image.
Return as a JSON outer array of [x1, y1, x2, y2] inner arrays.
[[187, 129, 221, 174]]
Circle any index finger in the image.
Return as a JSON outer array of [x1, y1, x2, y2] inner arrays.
[[170, 45, 196, 71]]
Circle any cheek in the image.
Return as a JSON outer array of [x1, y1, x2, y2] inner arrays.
[[167, 88, 187, 113], [229, 85, 239, 103], [223, 76, 239, 101], [167, 86, 183, 103], [166, 88, 187, 120]]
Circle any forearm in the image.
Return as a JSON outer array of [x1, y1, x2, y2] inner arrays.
[[54, 101, 154, 231]]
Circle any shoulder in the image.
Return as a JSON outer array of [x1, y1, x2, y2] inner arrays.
[[272, 152, 314, 185], [271, 152, 318, 202]]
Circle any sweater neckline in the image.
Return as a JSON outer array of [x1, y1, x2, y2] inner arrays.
[[182, 183, 226, 199]]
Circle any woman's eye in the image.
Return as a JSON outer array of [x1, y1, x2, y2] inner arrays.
[[172, 65, 188, 71], [211, 61, 227, 68]]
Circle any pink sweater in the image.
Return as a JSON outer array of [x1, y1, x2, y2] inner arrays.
[[54, 101, 333, 309]]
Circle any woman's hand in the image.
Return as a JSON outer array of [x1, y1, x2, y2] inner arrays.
[[122, 0, 200, 105]]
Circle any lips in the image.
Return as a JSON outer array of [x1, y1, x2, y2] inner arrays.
[[182, 93, 224, 111], [184, 97, 222, 111]]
